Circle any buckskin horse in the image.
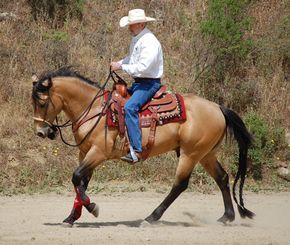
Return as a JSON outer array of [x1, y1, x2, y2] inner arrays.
[[31, 67, 254, 226]]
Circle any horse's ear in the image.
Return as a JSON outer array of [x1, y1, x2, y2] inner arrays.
[[31, 74, 38, 82], [42, 77, 52, 88]]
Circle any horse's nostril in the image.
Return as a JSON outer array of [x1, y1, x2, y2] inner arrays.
[[48, 129, 57, 140], [37, 131, 45, 138]]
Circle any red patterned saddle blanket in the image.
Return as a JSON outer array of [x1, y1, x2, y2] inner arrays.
[[106, 85, 187, 128]]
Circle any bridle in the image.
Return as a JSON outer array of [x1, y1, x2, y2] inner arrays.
[[33, 116, 55, 128], [32, 68, 126, 147], [32, 83, 57, 129]]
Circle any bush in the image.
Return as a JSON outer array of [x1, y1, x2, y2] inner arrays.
[[196, 0, 255, 111], [43, 31, 69, 42], [27, 0, 84, 27], [200, 0, 253, 81], [245, 111, 285, 180]]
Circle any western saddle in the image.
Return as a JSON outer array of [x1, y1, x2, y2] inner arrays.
[[109, 82, 184, 160]]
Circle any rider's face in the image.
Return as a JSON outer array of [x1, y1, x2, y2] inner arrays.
[[128, 23, 145, 36]]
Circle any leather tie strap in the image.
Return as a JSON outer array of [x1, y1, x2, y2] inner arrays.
[[116, 99, 125, 138], [141, 107, 158, 160]]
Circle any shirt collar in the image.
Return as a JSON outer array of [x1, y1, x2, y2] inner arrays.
[[132, 27, 150, 42]]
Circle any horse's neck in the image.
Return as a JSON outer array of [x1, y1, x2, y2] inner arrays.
[[54, 77, 101, 122]]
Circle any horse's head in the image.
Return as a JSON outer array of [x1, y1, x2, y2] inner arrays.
[[31, 75, 62, 140]]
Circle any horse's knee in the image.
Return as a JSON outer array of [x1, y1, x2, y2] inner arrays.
[[175, 147, 180, 158], [72, 168, 82, 186]]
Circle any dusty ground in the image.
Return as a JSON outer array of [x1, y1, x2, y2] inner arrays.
[[0, 191, 289, 245]]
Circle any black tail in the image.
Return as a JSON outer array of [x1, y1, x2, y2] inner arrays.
[[220, 106, 255, 219]]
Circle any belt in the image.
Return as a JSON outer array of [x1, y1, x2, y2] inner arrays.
[[134, 77, 161, 83]]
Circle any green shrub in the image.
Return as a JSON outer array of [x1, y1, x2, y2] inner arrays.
[[43, 31, 69, 42], [200, 0, 252, 60], [244, 111, 285, 180], [200, 0, 253, 83]]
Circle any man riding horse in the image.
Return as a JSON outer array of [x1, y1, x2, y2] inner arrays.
[[110, 9, 163, 163], [31, 9, 255, 227]]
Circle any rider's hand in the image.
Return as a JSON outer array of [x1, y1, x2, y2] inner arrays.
[[110, 62, 122, 71]]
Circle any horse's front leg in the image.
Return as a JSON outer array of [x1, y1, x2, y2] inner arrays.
[[62, 172, 98, 226], [63, 148, 105, 226]]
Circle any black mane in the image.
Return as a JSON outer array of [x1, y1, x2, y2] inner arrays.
[[32, 67, 102, 103], [37, 66, 102, 89]]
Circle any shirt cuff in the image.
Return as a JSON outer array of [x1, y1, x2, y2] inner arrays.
[[121, 64, 130, 75]]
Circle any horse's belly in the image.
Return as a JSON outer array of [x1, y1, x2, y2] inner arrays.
[[141, 123, 180, 156]]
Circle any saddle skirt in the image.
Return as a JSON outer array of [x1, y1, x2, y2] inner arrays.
[[105, 85, 187, 128]]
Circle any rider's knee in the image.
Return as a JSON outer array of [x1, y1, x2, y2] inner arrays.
[[124, 103, 138, 114]]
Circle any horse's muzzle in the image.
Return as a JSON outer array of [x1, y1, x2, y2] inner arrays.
[[36, 126, 58, 140]]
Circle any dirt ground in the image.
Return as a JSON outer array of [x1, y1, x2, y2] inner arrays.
[[0, 191, 289, 245]]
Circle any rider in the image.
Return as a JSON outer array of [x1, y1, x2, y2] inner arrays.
[[110, 9, 163, 163]]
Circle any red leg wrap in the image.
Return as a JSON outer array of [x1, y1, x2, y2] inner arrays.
[[75, 186, 91, 206], [73, 196, 83, 220]]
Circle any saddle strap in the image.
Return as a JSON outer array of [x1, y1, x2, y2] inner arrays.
[[141, 108, 158, 160], [116, 99, 125, 138]]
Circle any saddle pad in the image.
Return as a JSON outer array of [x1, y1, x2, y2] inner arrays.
[[105, 91, 187, 128]]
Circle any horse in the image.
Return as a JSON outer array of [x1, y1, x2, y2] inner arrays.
[[31, 67, 254, 226]]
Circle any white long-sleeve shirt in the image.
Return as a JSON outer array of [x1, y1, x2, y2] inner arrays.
[[119, 27, 163, 79]]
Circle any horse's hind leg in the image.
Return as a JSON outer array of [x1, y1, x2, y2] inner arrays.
[[145, 155, 194, 223], [200, 154, 235, 223]]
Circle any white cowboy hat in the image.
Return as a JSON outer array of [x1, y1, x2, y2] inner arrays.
[[119, 9, 156, 28]]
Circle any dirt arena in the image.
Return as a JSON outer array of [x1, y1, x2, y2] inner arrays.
[[0, 191, 289, 244]]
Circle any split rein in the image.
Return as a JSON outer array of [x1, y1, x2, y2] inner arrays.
[[33, 69, 125, 147]]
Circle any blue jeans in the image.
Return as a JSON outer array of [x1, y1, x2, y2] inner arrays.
[[124, 78, 161, 153]]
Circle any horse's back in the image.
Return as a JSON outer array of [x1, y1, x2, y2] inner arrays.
[[179, 93, 226, 150]]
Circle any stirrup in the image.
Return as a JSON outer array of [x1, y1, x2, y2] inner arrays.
[[121, 153, 139, 164]]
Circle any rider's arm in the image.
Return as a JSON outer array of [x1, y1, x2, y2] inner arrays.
[[121, 37, 162, 78]]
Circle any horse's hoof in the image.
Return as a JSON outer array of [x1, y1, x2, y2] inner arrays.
[[217, 213, 235, 224], [140, 220, 151, 228], [61, 222, 73, 228], [62, 216, 75, 227], [86, 203, 99, 218], [145, 215, 158, 224], [91, 203, 99, 218]]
